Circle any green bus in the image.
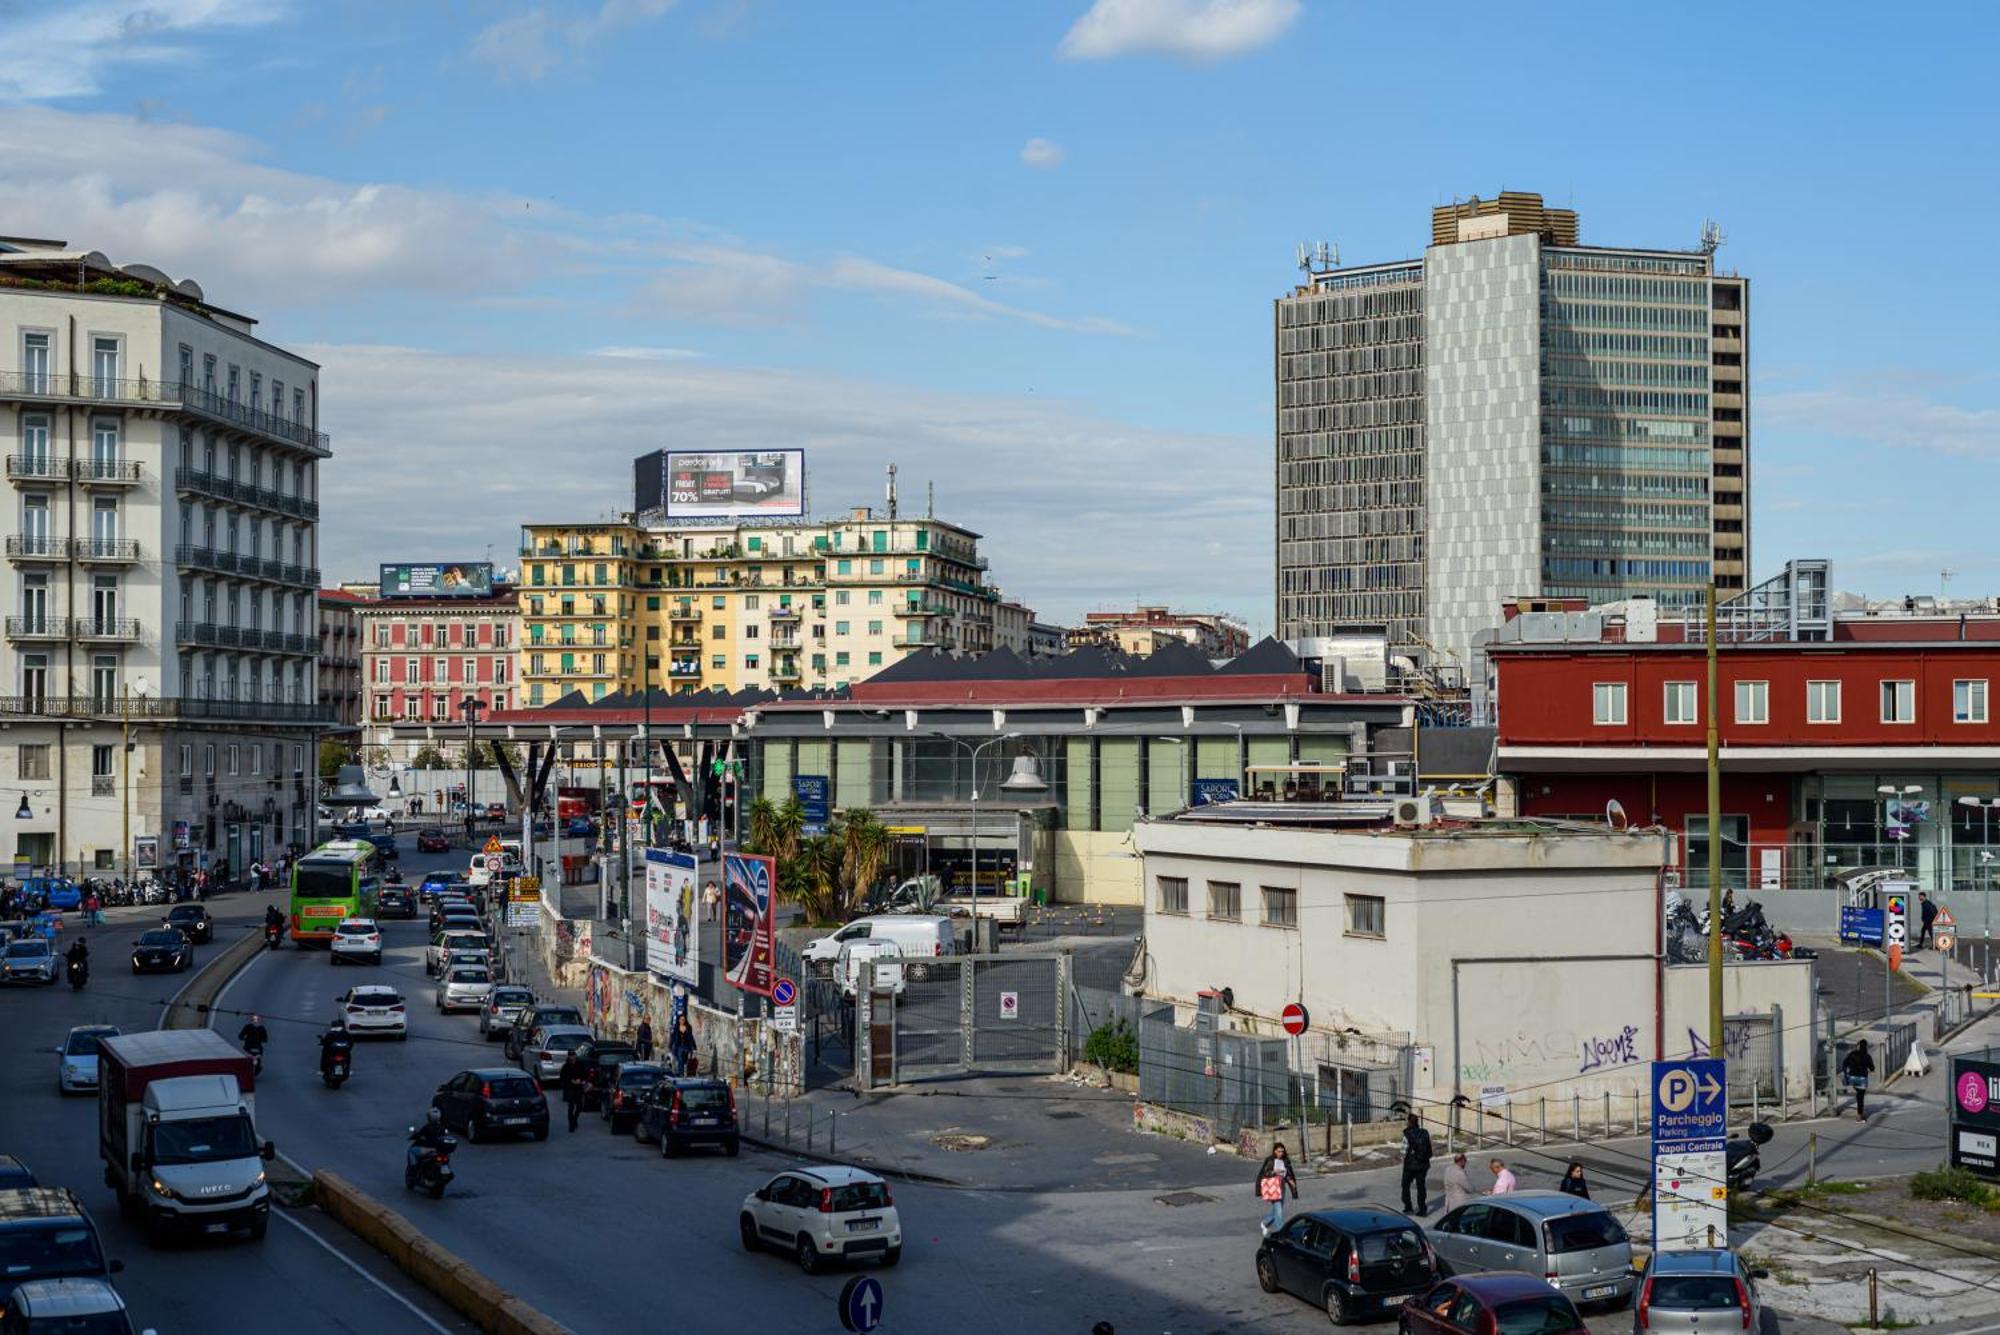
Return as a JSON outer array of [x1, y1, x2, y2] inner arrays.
[[289, 840, 382, 946]]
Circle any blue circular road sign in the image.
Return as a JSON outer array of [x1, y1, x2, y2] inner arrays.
[[772, 977, 797, 1007], [839, 1275, 884, 1333]]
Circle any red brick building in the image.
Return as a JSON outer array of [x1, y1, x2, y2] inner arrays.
[[357, 583, 520, 734]]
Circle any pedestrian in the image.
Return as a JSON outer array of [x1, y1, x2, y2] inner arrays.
[[1918, 892, 1938, 949], [669, 1015, 696, 1076], [1254, 1141, 1297, 1236], [1441, 1152, 1472, 1214], [82, 889, 100, 927], [1843, 1039, 1876, 1122], [1557, 1161, 1590, 1199], [560, 1050, 587, 1132], [703, 881, 720, 922], [635, 1016, 655, 1062], [1487, 1157, 1517, 1195], [1399, 1113, 1433, 1216]]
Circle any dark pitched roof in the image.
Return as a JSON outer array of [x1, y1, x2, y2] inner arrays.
[[1214, 637, 1303, 676]]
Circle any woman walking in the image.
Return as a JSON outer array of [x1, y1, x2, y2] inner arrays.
[[1843, 1039, 1876, 1121], [1255, 1142, 1298, 1236], [668, 1015, 697, 1076], [1557, 1161, 1591, 1199]]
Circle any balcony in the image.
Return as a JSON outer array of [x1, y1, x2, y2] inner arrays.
[[73, 617, 140, 643], [893, 633, 941, 650], [0, 693, 328, 723], [173, 545, 319, 586], [91, 775, 115, 798], [173, 382, 331, 457], [5, 615, 66, 640], [75, 538, 139, 564], [0, 373, 330, 457], [175, 469, 319, 520], [770, 658, 802, 682], [668, 660, 703, 679], [5, 455, 68, 483], [5, 535, 65, 562], [667, 605, 703, 622], [75, 458, 142, 487], [769, 606, 801, 621]]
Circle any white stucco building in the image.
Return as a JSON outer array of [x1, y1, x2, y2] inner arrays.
[[0, 237, 327, 877]]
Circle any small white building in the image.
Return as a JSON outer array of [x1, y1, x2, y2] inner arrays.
[[1134, 806, 1815, 1120]]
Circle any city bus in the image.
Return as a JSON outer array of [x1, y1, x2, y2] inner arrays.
[[289, 840, 382, 946]]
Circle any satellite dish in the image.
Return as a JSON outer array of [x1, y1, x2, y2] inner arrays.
[[1606, 798, 1628, 831]]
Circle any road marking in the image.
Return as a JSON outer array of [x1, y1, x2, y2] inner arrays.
[[271, 1208, 456, 1334]]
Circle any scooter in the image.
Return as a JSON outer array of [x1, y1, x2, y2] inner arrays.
[[66, 957, 87, 991], [265, 921, 286, 950], [322, 1049, 351, 1089], [404, 1132, 459, 1200], [1726, 1120, 1774, 1190]]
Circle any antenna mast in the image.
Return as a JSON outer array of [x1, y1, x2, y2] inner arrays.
[[886, 462, 898, 519]]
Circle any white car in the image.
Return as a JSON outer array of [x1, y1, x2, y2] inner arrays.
[[740, 1165, 902, 1273], [428, 929, 489, 975], [443, 947, 492, 977], [336, 984, 408, 1038], [329, 918, 384, 966], [58, 1024, 119, 1094], [1, 936, 59, 984], [436, 963, 493, 1013], [361, 805, 389, 821]]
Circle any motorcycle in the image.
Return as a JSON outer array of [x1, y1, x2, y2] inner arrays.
[[265, 920, 286, 950], [404, 1131, 459, 1199], [66, 957, 87, 991], [321, 1049, 351, 1089], [1727, 1120, 1774, 1190]]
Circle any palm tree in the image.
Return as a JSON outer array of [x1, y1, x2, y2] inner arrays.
[[837, 809, 892, 917], [790, 833, 844, 923], [746, 796, 780, 857], [771, 797, 806, 866]]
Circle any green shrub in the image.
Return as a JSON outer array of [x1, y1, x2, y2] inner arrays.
[[1911, 1165, 1999, 1207], [1085, 1018, 1139, 1074]]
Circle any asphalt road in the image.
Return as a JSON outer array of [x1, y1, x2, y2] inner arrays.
[[0, 890, 469, 1335]]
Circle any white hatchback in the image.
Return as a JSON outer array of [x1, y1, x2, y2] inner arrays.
[[740, 1165, 902, 1273], [336, 984, 408, 1038], [436, 963, 493, 1013], [58, 1024, 119, 1094], [329, 918, 383, 966]]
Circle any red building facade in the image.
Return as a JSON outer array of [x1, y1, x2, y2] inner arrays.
[[357, 585, 519, 728]]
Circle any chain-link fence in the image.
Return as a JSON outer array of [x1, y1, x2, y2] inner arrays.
[[855, 951, 1069, 1089]]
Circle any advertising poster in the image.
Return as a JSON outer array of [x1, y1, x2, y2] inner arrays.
[[378, 562, 495, 599], [134, 836, 158, 870], [664, 450, 805, 519], [723, 851, 777, 996], [1191, 778, 1241, 807], [793, 774, 830, 836], [644, 847, 698, 985], [1951, 1056, 2000, 1177]]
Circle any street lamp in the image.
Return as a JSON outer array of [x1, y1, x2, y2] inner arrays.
[[930, 731, 1040, 916], [121, 676, 149, 885], [1878, 784, 1925, 873], [461, 696, 488, 848]]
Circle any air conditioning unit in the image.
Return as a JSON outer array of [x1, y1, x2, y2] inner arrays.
[[1393, 795, 1438, 828]]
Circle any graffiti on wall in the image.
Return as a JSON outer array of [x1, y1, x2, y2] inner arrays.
[[1458, 1022, 1645, 1084], [1577, 1024, 1640, 1074], [1684, 1023, 1755, 1062]]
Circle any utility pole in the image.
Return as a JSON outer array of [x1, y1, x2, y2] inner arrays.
[[461, 697, 487, 848], [121, 683, 131, 886], [1706, 582, 1724, 1055]]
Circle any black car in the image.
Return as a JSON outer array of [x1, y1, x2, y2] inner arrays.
[[1256, 1207, 1436, 1326], [0, 1156, 36, 1190], [130, 928, 193, 974], [378, 886, 416, 920], [600, 1061, 667, 1134], [417, 829, 451, 854], [431, 1068, 550, 1143], [635, 1077, 740, 1156], [0, 1187, 119, 1306], [572, 1038, 638, 1111], [505, 1003, 584, 1061], [163, 904, 212, 944]]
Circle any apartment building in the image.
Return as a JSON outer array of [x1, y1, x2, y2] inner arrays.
[[356, 581, 519, 752], [317, 588, 363, 734], [0, 237, 328, 875], [517, 505, 1010, 702], [1069, 605, 1251, 659], [1276, 191, 1750, 667]]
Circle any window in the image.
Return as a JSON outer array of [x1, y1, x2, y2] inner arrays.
[[744, 625, 759, 640], [711, 624, 726, 640], [745, 654, 759, 670], [710, 654, 726, 670], [1592, 682, 1627, 726], [867, 651, 882, 666], [203, 744, 216, 776], [22, 331, 53, 392], [227, 744, 240, 776], [1205, 881, 1240, 921], [868, 589, 883, 605], [18, 744, 50, 780], [91, 745, 113, 778], [1807, 679, 1841, 724], [835, 591, 850, 606], [250, 745, 261, 776], [744, 595, 760, 611], [835, 620, 850, 636], [1346, 894, 1386, 938], [711, 595, 726, 610], [867, 620, 882, 636], [1955, 679, 1989, 724], [835, 651, 850, 667], [1262, 887, 1298, 928], [1880, 679, 1915, 725], [1734, 679, 1769, 725], [1663, 681, 1697, 725], [1156, 876, 1188, 914], [178, 745, 191, 777]]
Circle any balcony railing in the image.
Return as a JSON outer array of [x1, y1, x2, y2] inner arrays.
[[90, 774, 115, 797], [667, 605, 703, 621], [769, 606, 802, 621], [74, 617, 140, 642], [668, 661, 703, 678], [175, 469, 319, 519], [5, 536, 65, 560], [0, 373, 330, 456], [173, 382, 331, 456], [0, 693, 329, 723], [770, 660, 803, 680], [75, 458, 141, 485], [5, 615, 66, 640], [74, 538, 139, 563], [5, 455, 68, 482], [173, 545, 319, 587]]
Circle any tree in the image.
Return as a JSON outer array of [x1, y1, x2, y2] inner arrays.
[[318, 740, 349, 780], [837, 809, 891, 914], [411, 744, 449, 771]]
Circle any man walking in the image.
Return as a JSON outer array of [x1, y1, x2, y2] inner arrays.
[[560, 1050, 587, 1132], [1441, 1152, 1473, 1214], [1917, 892, 1938, 949], [1843, 1039, 1876, 1122], [1399, 1113, 1433, 1216], [1488, 1158, 1517, 1195], [703, 881, 720, 923]]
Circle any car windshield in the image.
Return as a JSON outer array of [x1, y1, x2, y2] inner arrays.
[[31, 1312, 131, 1334], [336, 923, 374, 936], [679, 1085, 729, 1110], [449, 969, 489, 983], [484, 1077, 539, 1099], [1493, 1296, 1582, 1335], [826, 1182, 890, 1212], [1358, 1227, 1428, 1263], [542, 1032, 588, 1053], [168, 908, 201, 921], [0, 1226, 106, 1279], [354, 991, 400, 1006], [1648, 1276, 1742, 1310], [618, 1069, 661, 1089], [5, 940, 48, 958], [136, 931, 180, 947], [535, 1008, 582, 1027], [493, 990, 533, 1005], [150, 1112, 257, 1166], [1543, 1213, 1628, 1254], [65, 1031, 111, 1056]]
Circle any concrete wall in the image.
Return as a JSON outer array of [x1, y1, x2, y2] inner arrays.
[[1662, 958, 1818, 1096], [1053, 828, 1140, 904]]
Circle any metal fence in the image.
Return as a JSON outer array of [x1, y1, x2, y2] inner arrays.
[[775, 939, 851, 1090], [855, 951, 1069, 1090]]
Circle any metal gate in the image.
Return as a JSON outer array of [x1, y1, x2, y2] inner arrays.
[[1725, 1007, 1782, 1102], [856, 951, 1070, 1089], [778, 941, 852, 1090]]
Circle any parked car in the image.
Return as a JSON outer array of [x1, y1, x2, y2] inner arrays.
[[1426, 1193, 1635, 1310], [1257, 1207, 1437, 1325], [0, 1156, 37, 1190], [57, 1025, 119, 1095], [1633, 1248, 1768, 1334], [431, 1067, 549, 1143], [486, 802, 506, 820], [506, 1005, 585, 1061], [378, 886, 416, 920], [335, 985, 408, 1039], [435, 963, 493, 1013], [129, 928, 193, 974], [329, 918, 384, 967], [417, 829, 451, 855], [601, 1061, 667, 1134], [1, 1276, 148, 1334], [1400, 1273, 1589, 1335], [635, 1076, 739, 1155], [163, 903, 213, 944], [739, 1166, 899, 1273], [480, 986, 537, 1040], [427, 929, 489, 975], [1, 937, 60, 985], [523, 1025, 592, 1082], [572, 1038, 637, 1110]]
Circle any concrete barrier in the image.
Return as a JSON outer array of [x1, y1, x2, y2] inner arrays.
[[161, 927, 269, 1031], [314, 1171, 573, 1335]]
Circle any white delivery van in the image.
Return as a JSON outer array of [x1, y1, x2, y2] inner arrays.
[[803, 915, 956, 979], [838, 939, 906, 998]]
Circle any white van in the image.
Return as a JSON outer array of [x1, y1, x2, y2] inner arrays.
[[838, 939, 906, 997], [803, 915, 957, 975]]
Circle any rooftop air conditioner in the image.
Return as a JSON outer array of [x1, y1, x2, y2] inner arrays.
[[1393, 795, 1438, 828]]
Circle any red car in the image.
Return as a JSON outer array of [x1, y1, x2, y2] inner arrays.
[[486, 802, 506, 820], [417, 829, 451, 854], [1401, 1274, 1588, 1335]]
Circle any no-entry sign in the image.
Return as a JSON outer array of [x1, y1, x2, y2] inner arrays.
[[1281, 1002, 1310, 1036]]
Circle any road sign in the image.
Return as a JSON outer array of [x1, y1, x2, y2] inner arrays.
[[1652, 1058, 1728, 1252], [772, 1004, 798, 1035], [1937, 932, 1956, 952], [839, 1275, 884, 1333], [1280, 1002, 1310, 1036], [1938, 906, 1957, 929], [483, 836, 503, 854], [772, 977, 797, 1007], [998, 991, 1019, 1020]]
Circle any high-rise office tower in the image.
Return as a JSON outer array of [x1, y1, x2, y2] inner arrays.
[[1275, 192, 1749, 670]]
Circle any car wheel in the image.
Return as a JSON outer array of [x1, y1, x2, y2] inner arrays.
[[1256, 1254, 1280, 1293], [739, 1215, 760, 1252], [796, 1237, 821, 1275], [634, 1120, 654, 1144], [725, 1136, 740, 1158], [534, 1124, 549, 1142], [881, 1246, 900, 1268], [467, 1116, 485, 1144], [1325, 1287, 1351, 1326]]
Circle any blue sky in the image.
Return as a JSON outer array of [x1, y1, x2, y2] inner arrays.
[[1, 0, 1995, 628]]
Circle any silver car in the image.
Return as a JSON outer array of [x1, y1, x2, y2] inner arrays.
[[481, 986, 537, 1039], [2, 936, 59, 984], [1634, 1248, 1767, 1334], [526, 1024, 592, 1081], [1425, 1191, 1635, 1309], [58, 1024, 119, 1094], [435, 963, 493, 1013]]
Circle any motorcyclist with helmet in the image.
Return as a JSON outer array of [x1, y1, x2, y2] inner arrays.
[[318, 1018, 354, 1080]]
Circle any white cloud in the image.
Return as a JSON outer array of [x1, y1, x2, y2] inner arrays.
[[589, 345, 705, 361], [1057, 0, 1300, 62], [0, 0, 288, 101], [471, 0, 680, 82], [311, 344, 1266, 624], [1019, 137, 1065, 169], [1762, 384, 2000, 458]]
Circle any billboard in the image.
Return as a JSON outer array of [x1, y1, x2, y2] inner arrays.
[[379, 562, 494, 599], [1952, 1055, 2000, 1177], [723, 851, 777, 996], [643, 847, 699, 986], [664, 450, 805, 519], [793, 774, 829, 836]]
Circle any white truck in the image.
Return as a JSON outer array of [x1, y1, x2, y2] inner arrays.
[[876, 876, 1028, 931], [97, 1030, 275, 1244]]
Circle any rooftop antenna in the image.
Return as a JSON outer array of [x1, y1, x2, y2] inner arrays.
[[1942, 568, 1958, 602], [1297, 241, 1339, 277], [926, 481, 934, 519], [1699, 219, 1726, 256], [886, 462, 898, 520]]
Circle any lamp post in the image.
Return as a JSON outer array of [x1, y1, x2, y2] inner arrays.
[[461, 697, 488, 849], [929, 732, 1020, 909], [1877, 783, 1925, 1021], [121, 677, 149, 886]]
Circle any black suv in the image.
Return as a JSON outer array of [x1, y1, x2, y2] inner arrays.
[[573, 1038, 637, 1111], [1255, 1207, 1435, 1325], [377, 886, 416, 920], [601, 1060, 668, 1134], [163, 903, 212, 944], [0, 1187, 120, 1307], [635, 1077, 740, 1157], [431, 1068, 550, 1143]]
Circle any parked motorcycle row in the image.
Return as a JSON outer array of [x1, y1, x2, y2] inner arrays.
[[1664, 892, 1817, 965]]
